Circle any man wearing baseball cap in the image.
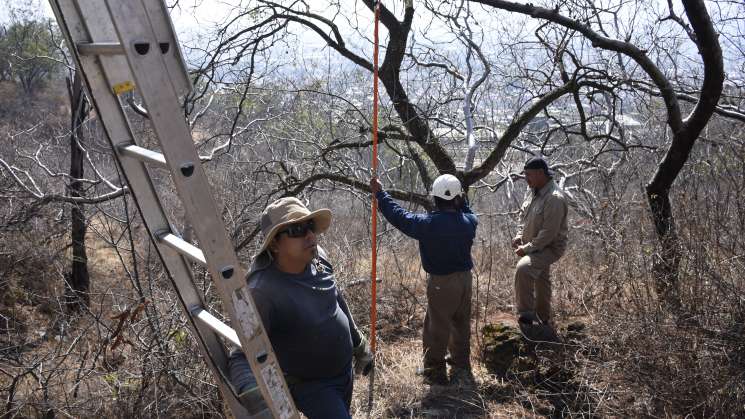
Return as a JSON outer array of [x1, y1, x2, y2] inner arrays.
[[227, 197, 372, 419], [512, 156, 569, 340], [370, 174, 478, 386]]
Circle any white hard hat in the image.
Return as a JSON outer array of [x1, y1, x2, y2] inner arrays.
[[431, 174, 463, 200]]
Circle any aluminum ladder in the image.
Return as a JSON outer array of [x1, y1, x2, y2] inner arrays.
[[48, 1, 298, 417]]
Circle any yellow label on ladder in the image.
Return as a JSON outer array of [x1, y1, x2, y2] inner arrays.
[[112, 81, 135, 95]]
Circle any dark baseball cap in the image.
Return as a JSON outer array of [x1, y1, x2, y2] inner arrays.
[[523, 156, 553, 177]]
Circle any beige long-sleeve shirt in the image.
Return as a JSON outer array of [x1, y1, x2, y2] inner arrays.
[[515, 180, 568, 256]]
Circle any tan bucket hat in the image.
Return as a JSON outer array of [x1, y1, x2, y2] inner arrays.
[[256, 197, 331, 256]]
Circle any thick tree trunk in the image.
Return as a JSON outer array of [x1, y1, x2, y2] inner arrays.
[[646, 189, 682, 308], [363, 0, 456, 176], [64, 73, 90, 311], [645, 0, 724, 307]]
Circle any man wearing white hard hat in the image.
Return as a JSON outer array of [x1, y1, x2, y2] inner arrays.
[[370, 174, 478, 386], [227, 197, 372, 419]]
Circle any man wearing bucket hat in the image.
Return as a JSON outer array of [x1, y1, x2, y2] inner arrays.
[[370, 174, 478, 386], [227, 197, 372, 419], [512, 156, 569, 340]]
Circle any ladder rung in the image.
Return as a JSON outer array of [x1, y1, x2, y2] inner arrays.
[[77, 42, 123, 56], [119, 144, 209, 167], [119, 144, 167, 168], [192, 307, 241, 347], [159, 233, 206, 265]]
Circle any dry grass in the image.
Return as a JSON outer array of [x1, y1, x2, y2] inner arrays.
[[350, 336, 526, 418], [3, 158, 745, 418]]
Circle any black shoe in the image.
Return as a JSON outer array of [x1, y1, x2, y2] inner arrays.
[[536, 324, 561, 343], [519, 321, 538, 340], [417, 366, 448, 386], [518, 313, 538, 326], [449, 368, 476, 387], [521, 322, 561, 344]]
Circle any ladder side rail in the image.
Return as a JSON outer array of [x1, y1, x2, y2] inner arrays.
[[48, 2, 249, 417], [104, 1, 298, 418], [74, 0, 134, 100], [141, 0, 191, 95]]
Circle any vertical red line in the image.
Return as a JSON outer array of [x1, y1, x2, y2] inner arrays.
[[370, 0, 380, 355]]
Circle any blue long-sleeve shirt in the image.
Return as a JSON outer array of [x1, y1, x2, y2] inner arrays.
[[375, 191, 478, 275]]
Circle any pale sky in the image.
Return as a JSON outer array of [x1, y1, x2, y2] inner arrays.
[[1, 0, 54, 23], [4, 1, 742, 78]]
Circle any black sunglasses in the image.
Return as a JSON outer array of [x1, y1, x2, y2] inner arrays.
[[277, 219, 316, 238]]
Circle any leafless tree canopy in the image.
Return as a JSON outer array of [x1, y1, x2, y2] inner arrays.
[[1, 0, 744, 417]]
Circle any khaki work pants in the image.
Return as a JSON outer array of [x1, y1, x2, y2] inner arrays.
[[422, 271, 473, 371], [515, 249, 561, 323]]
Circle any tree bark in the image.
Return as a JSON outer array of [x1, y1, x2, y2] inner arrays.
[[64, 73, 90, 311], [645, 0, 724, 305], [371, 1, 457, 175]]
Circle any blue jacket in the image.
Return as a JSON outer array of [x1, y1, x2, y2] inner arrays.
[[375, 191, 478, 275]]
